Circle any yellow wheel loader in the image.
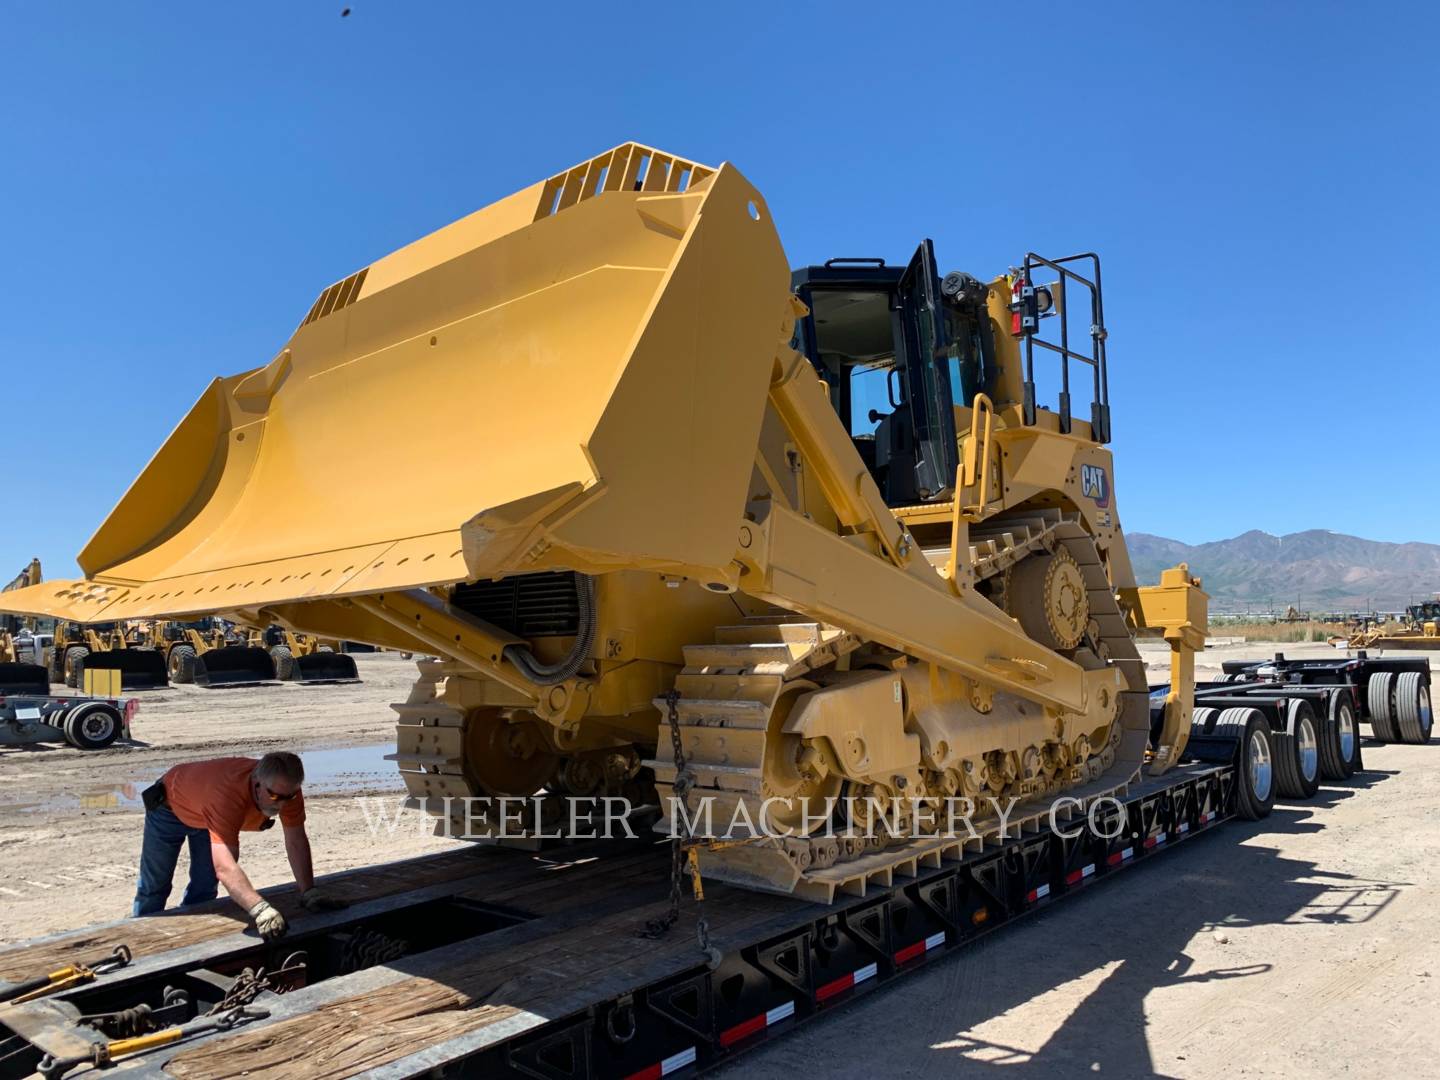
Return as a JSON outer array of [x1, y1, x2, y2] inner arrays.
[[0, 143, 1207, 898], [151, 619, 277, 688], [254, 625, 361, 684], [47, 620, 168, 691], [1, 559, 51, 694]]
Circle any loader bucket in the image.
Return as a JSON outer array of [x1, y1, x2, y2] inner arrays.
[[79, 649, 169, 691], [193, 646, 277, 688], [0, 143, 793, 638], [0, 662, 50, 695], [293, 650, 361, 685]]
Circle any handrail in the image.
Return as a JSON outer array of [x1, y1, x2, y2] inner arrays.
[[960, 393, 995, 519]]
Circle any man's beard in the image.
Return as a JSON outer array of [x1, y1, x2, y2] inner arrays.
[[259, 803, 280, 818]]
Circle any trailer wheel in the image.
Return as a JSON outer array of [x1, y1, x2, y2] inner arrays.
[[1221, 707, 1274, 820], [168, 645, 197, 684], [63, 646, 89, 689], [1367, 672, 1398, 742], [1320, 692, 1359, 779], [64, 702, 121, 750], [1274, 699, 1321, 800], [1394, 671, 1432, 744], [270, 645, 295, 680]]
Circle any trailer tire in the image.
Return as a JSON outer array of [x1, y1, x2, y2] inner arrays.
[[63, 646, 89, 689], [1320, 692, 1360, 779], [64, 702, 122, 750], [1274, 699, 1321, 800], [1367, 672, 1398, 742], [168, 645, 197, 684], [1221, 707, 1274, 820], [270, 645, 295, 681], [1394, 671, 1432, 744]]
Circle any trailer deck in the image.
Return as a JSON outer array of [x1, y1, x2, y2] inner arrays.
[[0, 762, 1236, 1080]]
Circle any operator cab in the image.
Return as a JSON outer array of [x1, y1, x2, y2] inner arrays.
[[790, 241, 998, 507]]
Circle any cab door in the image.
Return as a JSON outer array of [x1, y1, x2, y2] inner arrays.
[[896, 240, 958, 501]]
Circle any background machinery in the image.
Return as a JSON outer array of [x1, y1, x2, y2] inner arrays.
[[148, 619, 276, 688], [47, 620, 167, 691], [254, 626, 360, 684], [0, 143, 1283, 897], [1, 559, 49, 695], [1341, 601, 1440, 649]]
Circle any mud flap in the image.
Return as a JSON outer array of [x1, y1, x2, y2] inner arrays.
[[0, 662, 50, 695], [78, 649, 169, 690], [193, 646, 277, 688], [293, 650, 361, 684]]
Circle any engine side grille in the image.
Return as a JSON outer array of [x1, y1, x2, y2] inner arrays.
[[450, 573, 580, 638]]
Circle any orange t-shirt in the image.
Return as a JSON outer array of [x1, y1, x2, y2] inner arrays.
[[161, 757, 306, 848]]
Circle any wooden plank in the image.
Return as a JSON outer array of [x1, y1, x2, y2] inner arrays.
[[165, 879, 794, 1080]]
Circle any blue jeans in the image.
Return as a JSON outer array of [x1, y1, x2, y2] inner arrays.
[[133, 805, 218, 916]]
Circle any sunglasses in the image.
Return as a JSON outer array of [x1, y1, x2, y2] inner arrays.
[[256, 781, 301, 802]]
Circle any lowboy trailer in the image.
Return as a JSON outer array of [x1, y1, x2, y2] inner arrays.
[[0, 730, 1312, 1080]]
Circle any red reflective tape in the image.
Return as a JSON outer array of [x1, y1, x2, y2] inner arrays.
[[623, 1065, 663, 1080], [816, 973, 855, 1002], [894, 940, 926, 965], [720, 1013, 768, 1047], [1065, 863, 1096, 885]]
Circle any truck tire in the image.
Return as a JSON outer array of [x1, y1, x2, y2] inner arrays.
[[1394, 671, 1432, 744], [1319, 691, 1359, 780], [1220, 707, 1274, 820], [270, 645, 295, 680], [63, 646, 90, 689], [47, 646, 65, 684], [1274, 699, 1321, 800], [1367, 672, 1398, 742], [168, 645, 197, 684], [64, 701, 122, 750]]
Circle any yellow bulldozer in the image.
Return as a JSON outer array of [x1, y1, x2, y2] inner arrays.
[[0, 142, 1211, 898]]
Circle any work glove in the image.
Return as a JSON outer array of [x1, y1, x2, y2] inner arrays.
[[299, 887, 348, 914], [248, 899, 289, 940]]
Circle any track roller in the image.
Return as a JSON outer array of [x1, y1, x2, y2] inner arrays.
[[1394, 671, 1433, 744]]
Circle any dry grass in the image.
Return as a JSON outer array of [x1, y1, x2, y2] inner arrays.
[[1210, 620, 1346, 643]]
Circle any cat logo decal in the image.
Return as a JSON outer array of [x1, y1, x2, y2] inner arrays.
[[1081, 464, 1109, 508]]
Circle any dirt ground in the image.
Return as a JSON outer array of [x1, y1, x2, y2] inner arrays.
[[0, 653, 468, 944], [3, 642, 1437, 1078]]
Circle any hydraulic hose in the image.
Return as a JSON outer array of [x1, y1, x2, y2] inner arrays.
[[501, 573, 597, 686]]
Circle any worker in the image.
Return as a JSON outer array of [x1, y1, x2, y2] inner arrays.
[[133, 751, 345, 937]]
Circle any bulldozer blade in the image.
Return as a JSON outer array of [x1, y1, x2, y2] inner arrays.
[[0, 143, 791, 632], [293, 651, 361, 684], [0, 662, 50, 695], [80, 649, 169, 691], [193, 646, 277, 688]]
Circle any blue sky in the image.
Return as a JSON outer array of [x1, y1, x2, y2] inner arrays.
[[2, 2, 1436, 579]]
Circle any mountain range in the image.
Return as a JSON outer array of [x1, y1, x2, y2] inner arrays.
[[1126, 530, 1440, 612]]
